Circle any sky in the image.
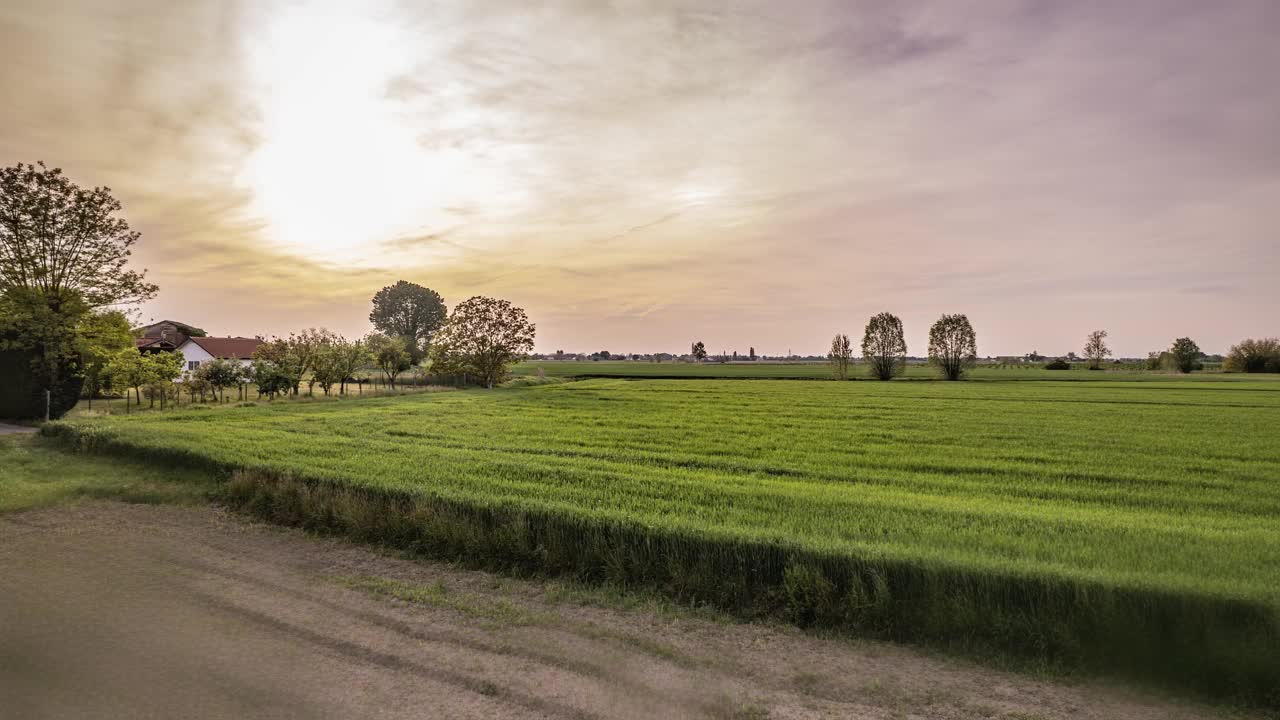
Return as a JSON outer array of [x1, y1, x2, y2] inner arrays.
[[2, 0, 1277, 357]]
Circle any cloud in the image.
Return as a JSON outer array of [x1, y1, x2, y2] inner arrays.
[[1, 0, 1277, 354]]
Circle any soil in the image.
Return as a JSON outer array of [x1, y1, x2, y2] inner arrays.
[[0, 502, 1240, 720]]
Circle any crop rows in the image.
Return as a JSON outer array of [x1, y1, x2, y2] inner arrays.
[[47, 377, 1280, 705]]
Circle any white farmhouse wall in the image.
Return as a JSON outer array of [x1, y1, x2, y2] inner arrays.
[[180, 342, 213, 372]]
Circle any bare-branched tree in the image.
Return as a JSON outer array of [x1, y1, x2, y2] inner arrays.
[[1083, 329, 1111, 370], [828, 333, 852, 380]]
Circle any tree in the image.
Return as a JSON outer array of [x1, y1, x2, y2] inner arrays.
[[691, 341, 707, 360], [77, 310, 134, 409], [1, 162, 157, 309], [828, 333, 852, 380], [1, 162, 158, 416], [928, 314, 977, 381], [428, 296, 536, 389], [1169, 337, 1202, 374], [861, 313, 907, 381], [1225, 338, 1280, 373], [329, 337, 370, 394], [310, 341, 351, 396], [1083, 330, 1111, 370], [104, 349, 148, 411], [366, 333, 412, 388], [369, 281, 447, 362], [142, 351, 183, 409], [197, 358, 241, 403], [749, 346, 756, 360], [252, 337, 306, 396], [251, 358, 293, 399]]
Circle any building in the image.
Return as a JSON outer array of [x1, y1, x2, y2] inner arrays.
[[134, 320, 201, 354], [176, 336, 263, 373]]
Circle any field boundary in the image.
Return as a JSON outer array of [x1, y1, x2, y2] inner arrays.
[[39, 422, 1280, 709]]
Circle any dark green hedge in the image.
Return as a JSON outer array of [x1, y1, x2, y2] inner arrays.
[[0, 348, 82, 420]]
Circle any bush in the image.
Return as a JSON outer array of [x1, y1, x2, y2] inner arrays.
[[0, 347, 83, 420], [1044, 359, 1071, 370], [1225, 338, 1280, 373]]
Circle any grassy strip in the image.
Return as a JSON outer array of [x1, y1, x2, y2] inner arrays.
[[0, 434, 217, 513], [37, 421, 1280, 708]]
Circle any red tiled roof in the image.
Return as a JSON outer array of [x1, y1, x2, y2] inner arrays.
[[187, 336, 263, 360]]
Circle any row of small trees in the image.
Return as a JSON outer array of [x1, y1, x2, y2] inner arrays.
[[830, 313, 978, 381], [252, 295, 538, 398]]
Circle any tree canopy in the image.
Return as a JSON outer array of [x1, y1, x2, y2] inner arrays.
[[928, 314, 977, 381], [429, 296, 535, 388], [369, 280, 446, 360], [1169, 337, 1202, 373], [1, 162, 157, 309], [861, 313, 907, 381]]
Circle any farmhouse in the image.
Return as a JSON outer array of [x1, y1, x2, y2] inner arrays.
[[133, 320, 262, 372], [177, 336, 262, 373], [134, 319, 199, 354]]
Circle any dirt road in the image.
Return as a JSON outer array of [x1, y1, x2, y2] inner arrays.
[[0, 502, 1234, 719]]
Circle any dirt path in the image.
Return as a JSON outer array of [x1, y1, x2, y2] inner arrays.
[[0, 502, 1237, 720], [0, 422, 36, 435]]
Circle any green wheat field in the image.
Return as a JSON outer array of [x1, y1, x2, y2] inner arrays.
[[46, 375, 1280, 704]]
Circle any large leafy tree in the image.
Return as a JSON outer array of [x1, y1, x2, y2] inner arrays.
[[369, 280, 446, 361], [861, 312, 907, 381], [1169, 337, 1202, 374], [1, 162, 157, 417], [429, 296, 535, 389], [928, 314, 977, 381], [691, 341, 707, 360], [1, 162, 157, 309]]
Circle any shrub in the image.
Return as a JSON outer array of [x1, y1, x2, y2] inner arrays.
[[1044, 359, 1071, 370], [1225, 338, 1280, 373], [0, 346, 83, 420]]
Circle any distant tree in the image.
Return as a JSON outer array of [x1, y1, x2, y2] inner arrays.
[[861, 312, 907, 381], [184, 373, 212, 403], [1145, 351, 1164, 371], [366, 333, 413, 388], [104, 349, 148, 410], [252, 337, 306, 395], [749, 346, 756, 360], [369, 280, 447, 363], [78, 310, 135, 408], [1168, 337, 1203, 374], [428, 296, 536, 389], [828, 333, 853, 380], [309, 345, 340, 396], [928, 314, 977, 381], [197, 357, 241, 403], [1083, 330, 1111, 370], [141, 351, 183, 409], [1225, 338, 1280, 373], [691, 341, 707, 360], [330, 337, 370, 394]]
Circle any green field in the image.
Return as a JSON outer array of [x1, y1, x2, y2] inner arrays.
[[46, 376, 1280, 705]]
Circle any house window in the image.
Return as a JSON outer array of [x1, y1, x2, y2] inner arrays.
[[188, 360, 200, 371]]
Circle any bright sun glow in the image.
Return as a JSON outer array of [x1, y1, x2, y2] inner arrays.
[[238, 2, 471, 260]]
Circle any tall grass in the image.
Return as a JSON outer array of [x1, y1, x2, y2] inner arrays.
[[44, 377, 1280, 706]]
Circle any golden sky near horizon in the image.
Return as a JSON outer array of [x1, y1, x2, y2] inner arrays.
[[2, 0, 1277, 355]]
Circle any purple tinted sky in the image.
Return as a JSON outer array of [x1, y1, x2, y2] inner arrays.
[[2, 0, 1277, 355]]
